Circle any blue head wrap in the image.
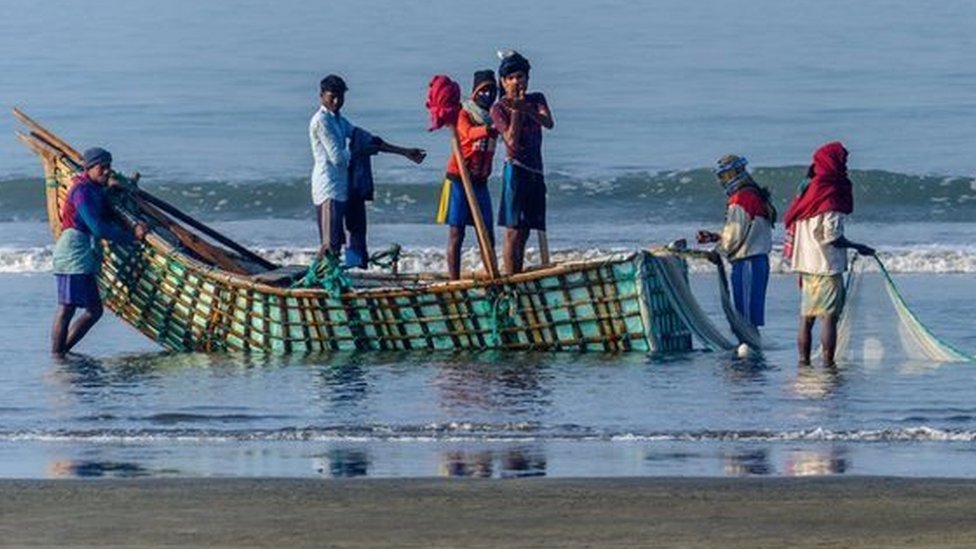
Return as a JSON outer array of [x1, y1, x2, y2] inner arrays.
[[714, 155, 752, 196], [83, 147, 112, 169]]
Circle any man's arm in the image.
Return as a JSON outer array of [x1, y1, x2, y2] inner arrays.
[[831, 236, 875, 256], [457, 111, 492, 146], [821, 213, 874, 255], [75, 195, 135, 244], [494, 101, 522, 153], [375, 139, 426, 164], [717, 205, 751, 257], [312, 116, 350, 167], [515, 93, 554, 129]]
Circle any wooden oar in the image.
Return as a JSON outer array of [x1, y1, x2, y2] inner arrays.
[[135, 190, 276, 270], [131, 194, 253, 275], [449, 125, 499, 279]]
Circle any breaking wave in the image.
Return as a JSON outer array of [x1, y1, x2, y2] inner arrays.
[[4, 245, 976, 274], [3, 425, 975, 443], [2, 166, 975, 223]]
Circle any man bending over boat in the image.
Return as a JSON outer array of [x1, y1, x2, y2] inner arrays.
[[697, 155, 775, 331], [784, 142, 874, 367], [309, 74, 427, 267], [51, 148, 148, 356], [491, 51, 554, 274]]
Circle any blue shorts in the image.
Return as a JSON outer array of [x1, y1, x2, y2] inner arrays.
[[498, 163, 546, 231], [315, 198, 368, 268], [437, 174, 493, 230], [730, 255, 769, 327], [56, 273, 101, 308]]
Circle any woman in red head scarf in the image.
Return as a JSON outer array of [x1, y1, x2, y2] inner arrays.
[[785, 142, 874, 367]]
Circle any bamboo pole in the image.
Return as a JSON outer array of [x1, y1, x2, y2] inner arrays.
[[537, 230, 550, 265], [132, 194, 252, 275], [42, 158, 63, 239], [13, 107, 83, 162], [14, 108, 276, 272], [449, 125, 499, 279], [135, 190, 276, 270]]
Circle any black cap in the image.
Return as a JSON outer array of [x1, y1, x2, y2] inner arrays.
[[473, 70, 495, 91]]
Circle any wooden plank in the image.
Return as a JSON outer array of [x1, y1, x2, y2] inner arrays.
[[132, 195, 252, 275]]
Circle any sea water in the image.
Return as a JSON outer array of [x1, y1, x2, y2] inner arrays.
[[1, 0, 975, 478]]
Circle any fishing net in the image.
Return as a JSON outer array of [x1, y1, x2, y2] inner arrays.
[[650, 249, 761, 351], [835, 255, 972, 364]]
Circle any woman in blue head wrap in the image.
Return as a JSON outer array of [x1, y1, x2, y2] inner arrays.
[[697, 155, 775, 334]]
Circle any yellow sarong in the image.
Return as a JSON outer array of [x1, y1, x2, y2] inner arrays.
[[801, 273, 845, 317]]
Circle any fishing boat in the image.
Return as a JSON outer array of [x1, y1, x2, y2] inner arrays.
[[15, 109, 709, 354]]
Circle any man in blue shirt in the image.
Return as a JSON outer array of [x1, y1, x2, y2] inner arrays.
[[309, 75, 426, 266], [52, 147, 147, 356]]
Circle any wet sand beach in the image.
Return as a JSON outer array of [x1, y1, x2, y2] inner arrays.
[[3, 477, 976, 548]]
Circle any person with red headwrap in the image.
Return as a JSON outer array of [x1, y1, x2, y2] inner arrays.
[[435, 70, 499, 280], [784, 142, 874, 367]]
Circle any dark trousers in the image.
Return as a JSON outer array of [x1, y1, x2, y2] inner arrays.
[[316, 198, 368, 268]]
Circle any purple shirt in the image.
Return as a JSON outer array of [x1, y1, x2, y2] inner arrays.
[[61, 175, 129, 243], [490, 92, 548, 173]]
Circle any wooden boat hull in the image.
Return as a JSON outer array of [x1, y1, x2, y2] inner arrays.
[[17, 112, 694, 354]]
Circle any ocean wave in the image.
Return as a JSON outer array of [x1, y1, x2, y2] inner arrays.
[[3, 425, 975, 443], [3, 166, 975, 223], [5, 245, 976, 274]]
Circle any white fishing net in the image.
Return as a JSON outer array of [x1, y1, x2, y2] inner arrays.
[[836, 256, 971, 364], [650, 249, 761, 352]]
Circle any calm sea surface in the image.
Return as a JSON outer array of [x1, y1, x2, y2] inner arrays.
[[1, 0, 976, 478]]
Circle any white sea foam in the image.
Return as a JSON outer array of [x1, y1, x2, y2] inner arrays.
[[5, 245, 976, 275], [4, 426, 975, 443]]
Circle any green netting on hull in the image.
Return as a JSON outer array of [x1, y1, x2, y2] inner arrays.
[[836, 256, 972, 364]]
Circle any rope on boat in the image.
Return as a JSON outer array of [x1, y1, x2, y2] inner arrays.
[[293, 254, 353, 296], [291, 244, 403, 296], [367, 243, 402, 272], [487, 287, 520, 347]]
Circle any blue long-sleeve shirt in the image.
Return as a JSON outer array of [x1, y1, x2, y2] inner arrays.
[[53, 175, 131, 274]]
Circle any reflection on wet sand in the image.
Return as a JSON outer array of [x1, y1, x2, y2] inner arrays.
[[48, 459, 153, 478], [723, 446, 849, 477], [315, 448, 370, 478], [786, 448, 848, 476], [724, 448, 773, 476], [440, 447, 547, 478]]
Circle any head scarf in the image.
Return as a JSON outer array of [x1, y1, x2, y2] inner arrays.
[[472, 69, 496, 92], [783, 141, 854, 228], [82, 147, 112, 169], [714, 154, 754, 197], [425, 74, 461, 131], [715, 154, 777, 225], [461, 70, 496, 127]]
